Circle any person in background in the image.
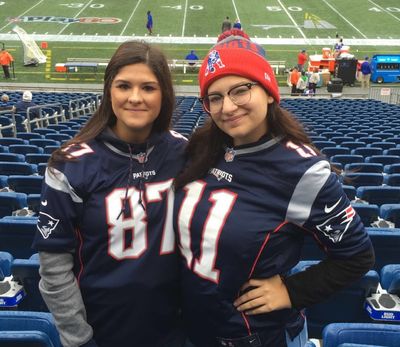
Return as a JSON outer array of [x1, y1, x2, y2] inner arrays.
[[297, 49, 308, 72], [0, 93, 12, 111], [185, 50, 199, 72], [289, 66, 300, 95], [146, 10, 153, 35], [32, 40, 187, 347], [360, 56, 372, 88], [0, 48, 14, 79], [233, 18, 242, 29], [173, 29, 374, 347], [296, 71, 308, 95], [221, 16, 232, 33], [12, 90, 40, 119], [308, 67, 320, 96]]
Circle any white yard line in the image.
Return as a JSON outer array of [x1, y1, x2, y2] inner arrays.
[[120, 0, 143, 36], [1, 33, 397, 46], [276, 0, 307, 40], [181, 0, 188, 37], [368, 0, 400, 23], [231, 0, 240, 21], [57, 0, 94, 35], [322, 0, 367, 38], [0, 0, 44, 31]]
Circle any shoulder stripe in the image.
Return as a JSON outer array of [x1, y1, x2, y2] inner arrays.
[[285, 160, 331, 225], [45, 168, 83, 203]]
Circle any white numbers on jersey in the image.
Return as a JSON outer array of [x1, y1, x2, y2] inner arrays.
[[105, 180, 175, 260], [286, 141, 317, 158], [178, 181, 237, 283]]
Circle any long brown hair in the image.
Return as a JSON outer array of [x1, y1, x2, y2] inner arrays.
[[48, 40, 175, 168], [174, 102, 320, 189]]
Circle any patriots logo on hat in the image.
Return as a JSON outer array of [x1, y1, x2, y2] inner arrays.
[[37, 212, 60, 239], [205, 50, 225, 77], [316, 204, 355, 243]]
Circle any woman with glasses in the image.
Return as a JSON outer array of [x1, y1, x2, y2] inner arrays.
[[33, 41, 187, 347], [174, 30, 374, 347]]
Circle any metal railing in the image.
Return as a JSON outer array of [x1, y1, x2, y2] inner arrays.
[[369, 86, 400, 105]]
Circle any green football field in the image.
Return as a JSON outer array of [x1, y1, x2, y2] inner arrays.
[[0, 0, 399, 86]]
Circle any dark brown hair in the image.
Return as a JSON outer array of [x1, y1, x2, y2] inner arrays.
[[174, 102, 322, 189], [48, 40, 175, 167]]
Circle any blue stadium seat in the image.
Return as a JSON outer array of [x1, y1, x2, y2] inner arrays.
[[29, 139, 61, 148], [383, 164, 400, 174], [0, 192, 27, 217], [0, 250, 13, 277], [331, 154, 364, 166], [45, 133, 72, 143], [367, 228, 400, 271], [0, 161, 37, 175], [12, 256, 48, 311], [33, 128, 58, 136], [27, 194, 41, 214], [47, 124, 69, 131], [342, 185, 357, 201], [351, 147, 383, 157], [322, 147, 351, 157], [0, 311, 61, 347], [16, 132, 44, 140], [342, 141, 366, 150], [343, 172, 384, 188], [43, 145, 60, 154], [344, 163, 384, 173], [368, 142, 397, 150], [0, 217, 37, 258], [379, 204, 400, 228], [383, 174, 400, 186], [0, 137, 28, 146], [291, 261, 379, 339], [383, 148, 400, 156], [7, 175, 44, 195], [322, 323, 400, 347], [380, 264, 400, 293], [351, 203, 379, 227], [366, 155, 400, 166], [9, 144, 44, 155], [0, 152, 25, 162], [25, 153, 51, 165], [356, 186, 400, 205], [311, 140, 336, 150]]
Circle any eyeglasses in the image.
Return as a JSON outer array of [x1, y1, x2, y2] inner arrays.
[[200, 82, 258, 114]]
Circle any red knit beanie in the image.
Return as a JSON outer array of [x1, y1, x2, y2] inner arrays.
[[199, 30, 280, 104]]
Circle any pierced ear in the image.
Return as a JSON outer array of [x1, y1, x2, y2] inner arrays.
[[267, 96, 274, 104]]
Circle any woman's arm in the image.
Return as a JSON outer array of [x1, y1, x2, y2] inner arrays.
[[39, 251, 98, 347]]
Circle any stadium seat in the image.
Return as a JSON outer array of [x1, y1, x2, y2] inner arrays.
[[344, 163, 384, 173], [342, 185, 357, 201], [29, 139, 61, 148], [351, 147, 383, 157], [25, 153, 51, 165], [33, 128, 58, 136], [16, 132, 44, 140], [383, 164, 400, 174], [0, 250, 13, 277], [383, 148, 400, 156], [43, 146, 59, 154], [356, 186, 400, 205], [330, 155, 364, 167], [311, 140, 336, 150], [0, 192, 27, 217], [0, 217, 37, 258], [291, 261, 380, 339], [0, 311, 61, 347], [368, 142, 397, 150], [45, 133, 72, 143], [383, 174, 400, 186], [0, 137, 28, 146], [365, 155, 400, 166], [322, 147, 351, 157], [0, 152, 25, 162], [0, 161, 37, 175], [367, 228, 400, 271], [380, 264, 400, 293], [7, 175, 44, 195], [341, 141, 366, 150], [27, 194, 41, 214], [9, 144, 44, 155], [351, 203, 379, 227], [343, 172, 384, 188], [12, 256, 48, 311], [322, 322, 400, 347], [379, 204, 400, 228]]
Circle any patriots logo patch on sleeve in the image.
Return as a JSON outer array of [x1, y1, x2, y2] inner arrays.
[[316, 203, 355, 243], [37, 212, 60, 239]]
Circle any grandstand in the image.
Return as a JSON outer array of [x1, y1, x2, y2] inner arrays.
[[0, 0, 400, 345]]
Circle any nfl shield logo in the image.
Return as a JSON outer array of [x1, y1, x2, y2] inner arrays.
[[224, 148, 236, 162], [137, 152, 147, 164]]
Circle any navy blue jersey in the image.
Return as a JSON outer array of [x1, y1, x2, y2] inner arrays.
[[173, 136, 371, 347], [33, 129, 187, 346]]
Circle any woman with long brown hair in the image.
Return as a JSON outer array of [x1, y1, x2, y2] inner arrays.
[[33, 41, 187, 347]]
